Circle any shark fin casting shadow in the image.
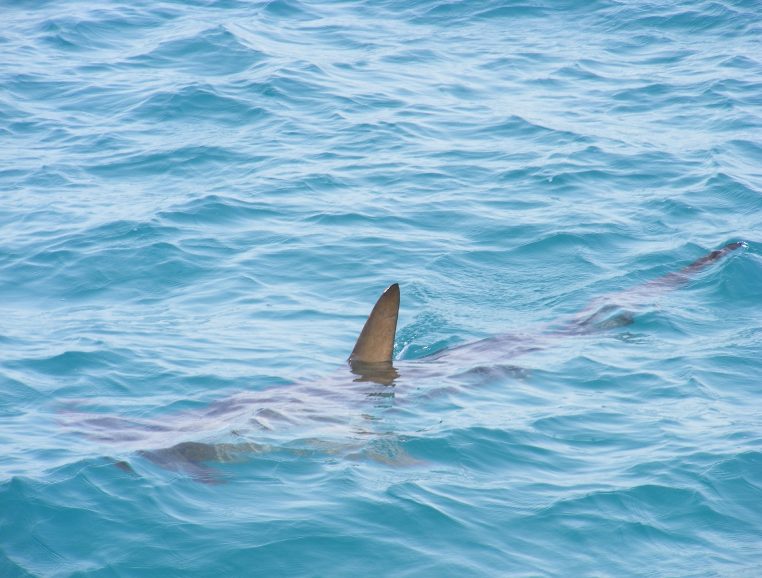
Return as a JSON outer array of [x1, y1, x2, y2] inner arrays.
[[347, 283, 401, 384]]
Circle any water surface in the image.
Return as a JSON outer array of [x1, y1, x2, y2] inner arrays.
[[2, 1, 762, 576]]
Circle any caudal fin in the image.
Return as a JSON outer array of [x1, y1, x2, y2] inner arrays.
[[651, 241, 745, 288], [562, 241, 745, 334], [348, 283, 400, 364]]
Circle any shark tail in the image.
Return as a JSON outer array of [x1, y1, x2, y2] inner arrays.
[[648, 241, 746, 289], [564, 241, 745, 333]]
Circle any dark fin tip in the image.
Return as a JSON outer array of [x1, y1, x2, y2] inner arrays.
[[725, 241, 747, 251]]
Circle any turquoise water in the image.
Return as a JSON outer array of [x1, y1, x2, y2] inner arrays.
[[2, 0, 762, 576]]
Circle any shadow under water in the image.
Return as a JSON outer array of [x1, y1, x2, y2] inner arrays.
[[62, 242, 746, 482]]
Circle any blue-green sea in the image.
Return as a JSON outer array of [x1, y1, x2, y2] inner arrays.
[[2, 1, 762, 576]]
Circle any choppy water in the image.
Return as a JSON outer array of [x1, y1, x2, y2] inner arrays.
[[2, 1, 762, 576]]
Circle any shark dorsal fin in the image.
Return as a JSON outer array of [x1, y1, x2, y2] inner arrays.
[[348, 283, 399, 364]]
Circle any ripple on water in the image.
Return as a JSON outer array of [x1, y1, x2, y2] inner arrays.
[[2, 0, 762, 576]]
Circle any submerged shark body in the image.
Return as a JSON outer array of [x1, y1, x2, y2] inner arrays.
[[349, 241, 745, 375], [65, 242, 745, 481]]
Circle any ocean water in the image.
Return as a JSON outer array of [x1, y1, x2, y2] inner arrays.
[[2, 0, 762, 576]]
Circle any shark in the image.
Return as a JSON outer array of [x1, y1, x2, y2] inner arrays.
[[65, 242, 745, 482], [347, 241, 745, 374]]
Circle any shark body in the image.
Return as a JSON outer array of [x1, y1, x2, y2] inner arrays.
[[66, 242, 745, 481]]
